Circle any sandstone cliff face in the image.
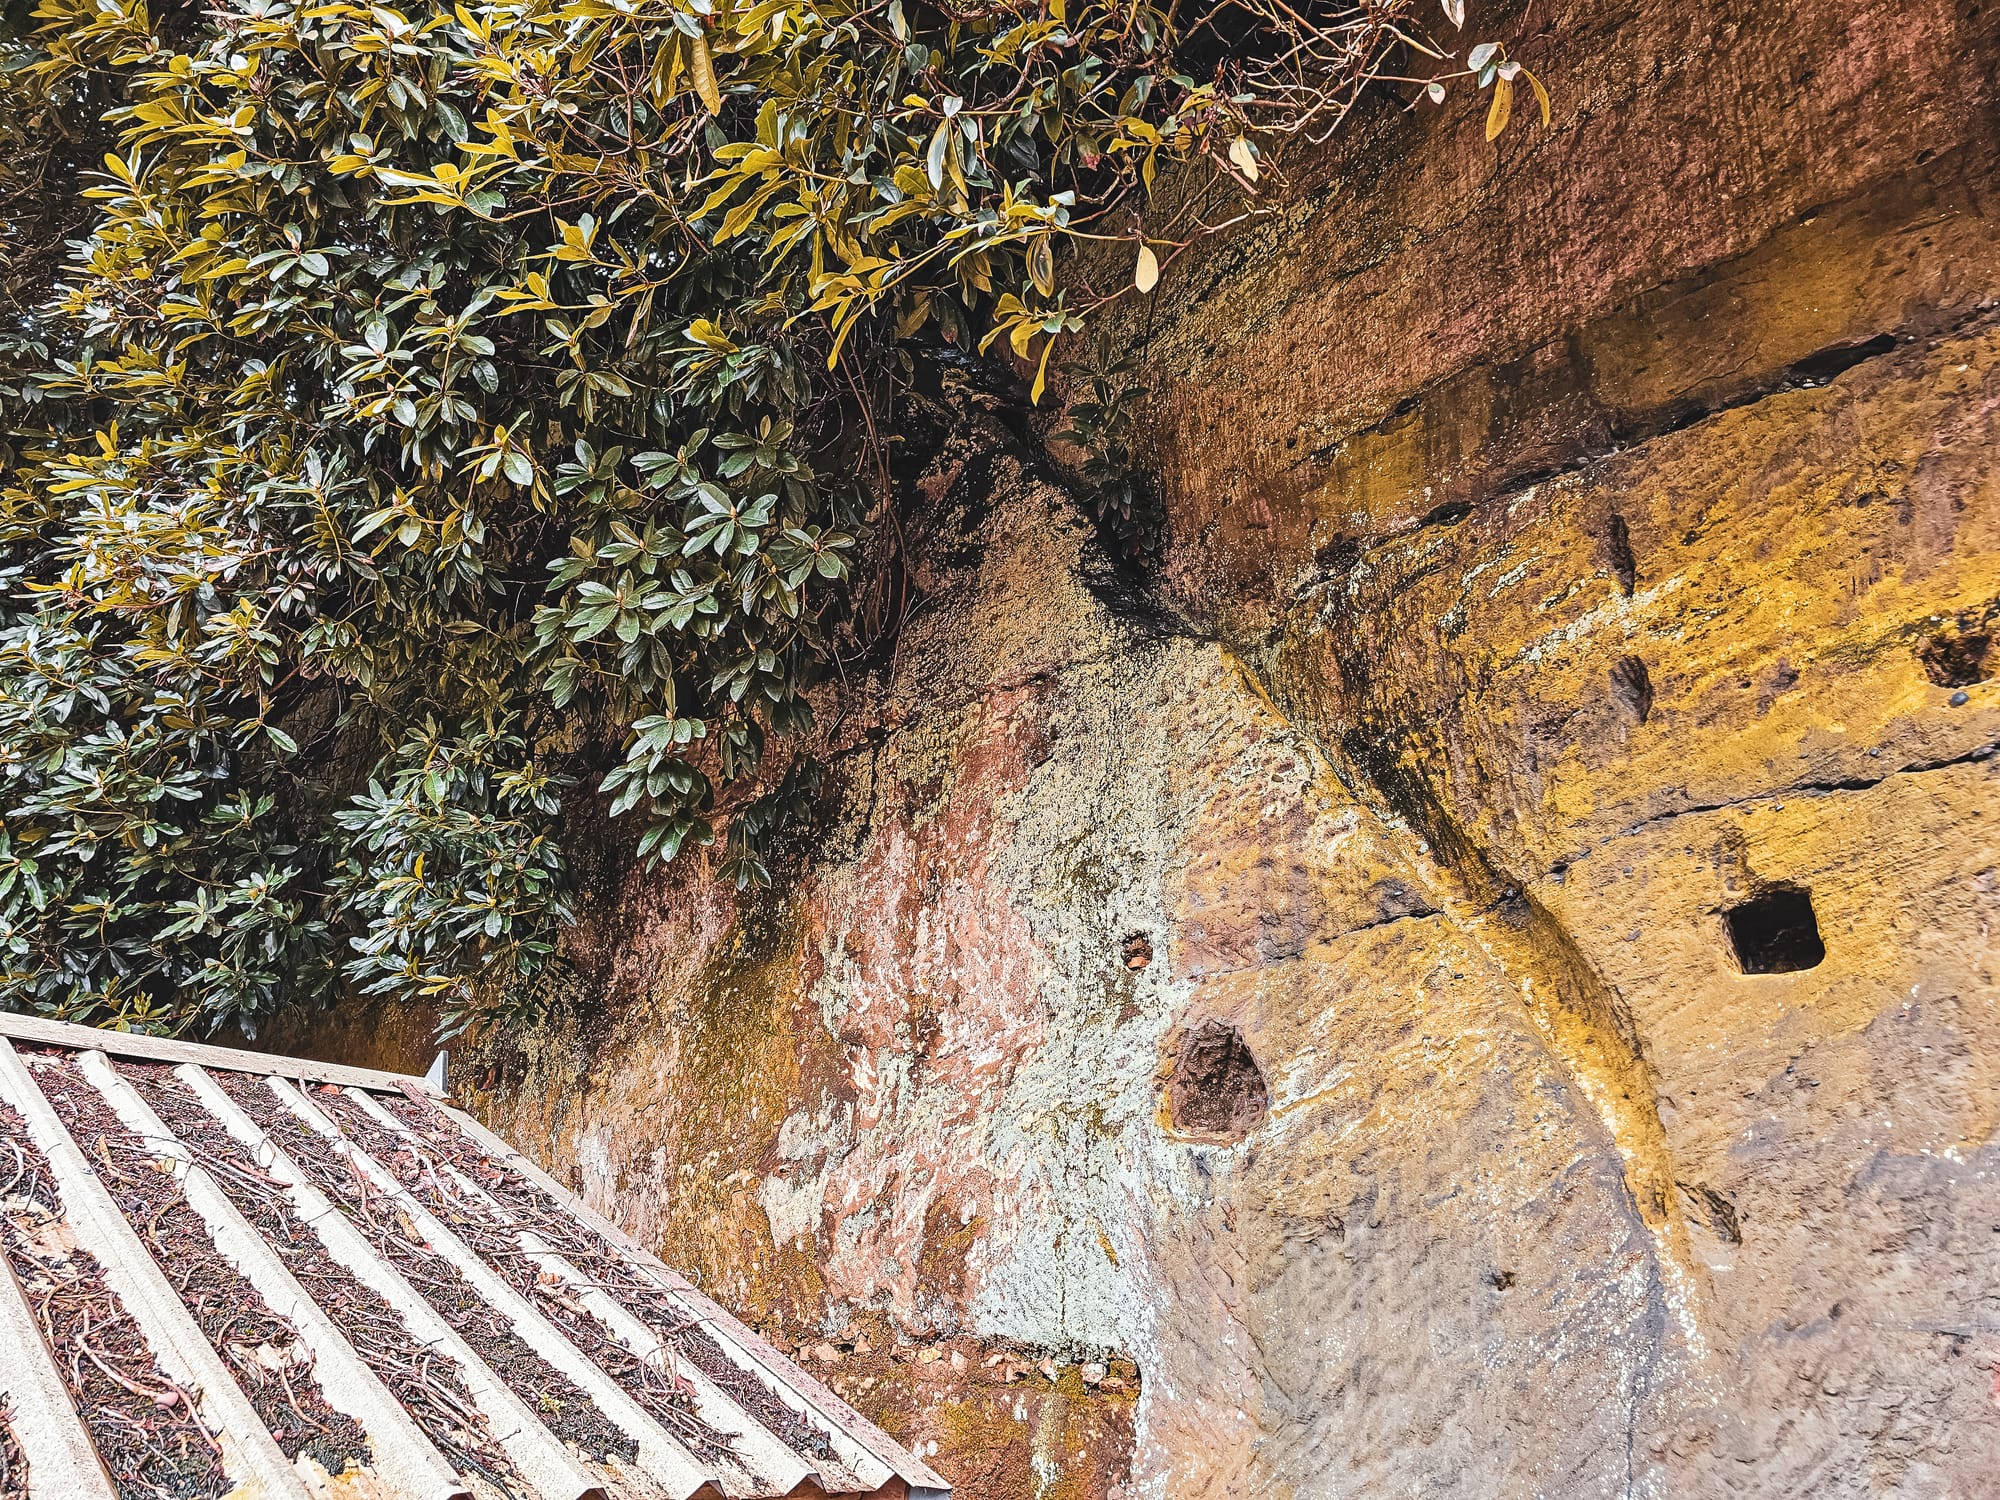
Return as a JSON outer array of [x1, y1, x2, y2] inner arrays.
[[295, 0, 2000, 1493]]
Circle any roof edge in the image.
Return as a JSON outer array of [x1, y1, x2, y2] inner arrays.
[[0, 1013, 440, 1096]]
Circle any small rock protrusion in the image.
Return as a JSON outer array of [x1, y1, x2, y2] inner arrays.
[[1678, 1180, 1745, 1245], [1609, 654, 1654, 725], [1604, 512, 1638, 597], [1916, 625, 1992, 687]]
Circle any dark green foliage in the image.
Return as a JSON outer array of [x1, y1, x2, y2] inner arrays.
[[0, 0, 1520, 1034]]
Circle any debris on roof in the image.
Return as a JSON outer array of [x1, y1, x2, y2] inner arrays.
[[0, 1015, 949, 1500]]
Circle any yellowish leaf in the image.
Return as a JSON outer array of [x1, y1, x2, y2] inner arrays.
[[1134, 243, 1159, 293], [691, 32, 723, 116], [1485, 75, 1514, 140], [894, 293, 932, 339], [1028, 235, 1053, 297], [1525, 68, 1553, 127], [1227, 137, 1260, 183]]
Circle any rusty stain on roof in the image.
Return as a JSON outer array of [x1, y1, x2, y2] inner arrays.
[[0, 1015, 949, 1500]]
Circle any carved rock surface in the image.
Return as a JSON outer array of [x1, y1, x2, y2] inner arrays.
[[289, 0, 2000, 1493]]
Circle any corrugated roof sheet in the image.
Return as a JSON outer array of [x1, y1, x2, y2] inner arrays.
[[0, 1015, 949, 1500]]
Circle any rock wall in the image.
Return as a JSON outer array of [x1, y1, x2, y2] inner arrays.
[[292, 0, 2000, 1493]]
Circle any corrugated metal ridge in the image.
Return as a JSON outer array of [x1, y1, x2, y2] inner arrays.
[[0, 1024, 948, 1500], [432, 1101, 951, 1498]]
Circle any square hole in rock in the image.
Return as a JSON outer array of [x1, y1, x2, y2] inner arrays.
[[1724, 886, 1825, 974]]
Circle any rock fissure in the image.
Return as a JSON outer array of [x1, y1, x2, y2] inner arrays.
[[1558, 737, 2000, 870], [1290, 303, 2000, 603]]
